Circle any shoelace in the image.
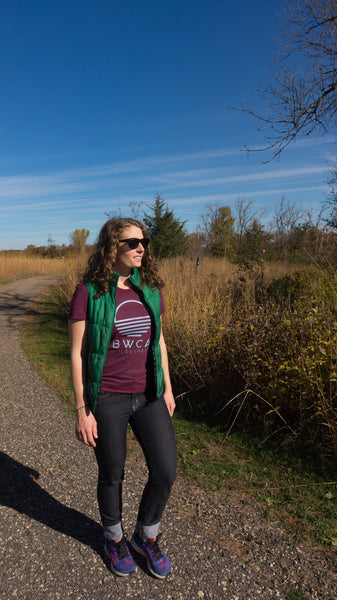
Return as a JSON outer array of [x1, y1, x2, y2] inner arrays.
[[110, 537, 129, 560], [147, 536, 164, 561]]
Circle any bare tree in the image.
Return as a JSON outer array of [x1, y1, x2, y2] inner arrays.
[[300, 206, 327, 258], [234, 198, 268, 259], [326, 162, 337, 227], [128, 200, 143, 220], [241, 0, 337, 160], [272, 197, 302, 260]]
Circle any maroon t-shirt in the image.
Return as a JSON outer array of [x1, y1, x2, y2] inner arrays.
[[68, 282, 165, 393]]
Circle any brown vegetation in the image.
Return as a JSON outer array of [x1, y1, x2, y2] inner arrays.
[[3, 251, 337, 462], [53, 254, 337, 461], [0, 253, 69, 282]]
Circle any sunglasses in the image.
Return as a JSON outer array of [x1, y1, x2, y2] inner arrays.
[[119, 237, 150, 250]]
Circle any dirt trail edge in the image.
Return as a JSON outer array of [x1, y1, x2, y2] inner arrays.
[[0, 276, 335, 600]]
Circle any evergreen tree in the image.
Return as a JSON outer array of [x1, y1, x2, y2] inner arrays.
[[239, 219, 271, 264], [143, 194, 188, 258], [200, 205, 235, 257]]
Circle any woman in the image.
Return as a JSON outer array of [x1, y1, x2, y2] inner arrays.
[[68, 217, 177, 579]]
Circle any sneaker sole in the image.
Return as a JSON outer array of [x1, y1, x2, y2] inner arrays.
[[104, 546, 137, 577], [131, 539, 171, 580]]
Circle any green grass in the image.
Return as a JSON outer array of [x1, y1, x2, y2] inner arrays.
[[284, 590, 313, 600], [20, 290, 74, 408], [172, 412, 337, 549], [20, 288, 337, 556]]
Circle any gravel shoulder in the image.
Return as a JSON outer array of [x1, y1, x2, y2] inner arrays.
[[0, 276, 336, 600]]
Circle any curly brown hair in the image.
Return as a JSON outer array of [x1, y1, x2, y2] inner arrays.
[[83, 217, 164, 296]]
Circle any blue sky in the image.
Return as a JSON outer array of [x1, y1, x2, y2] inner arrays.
[[0, 0, 335, 250]]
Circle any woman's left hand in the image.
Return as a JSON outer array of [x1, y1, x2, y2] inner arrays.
[[164, 390, 176, 417]]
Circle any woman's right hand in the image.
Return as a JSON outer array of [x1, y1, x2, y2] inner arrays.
[[75, 407, 98, 447]]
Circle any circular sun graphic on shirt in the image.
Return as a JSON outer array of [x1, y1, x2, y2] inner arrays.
[[114, 300, 151, 338]]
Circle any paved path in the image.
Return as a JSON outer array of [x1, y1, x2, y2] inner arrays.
[[0, 277, 336, 600]]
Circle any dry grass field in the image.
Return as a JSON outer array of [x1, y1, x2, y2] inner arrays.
[[2, 252, 337, 459], [160, 257, 337, 460], [0, 253, 87, 283]]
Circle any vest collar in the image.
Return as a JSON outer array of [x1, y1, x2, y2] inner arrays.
[[109, 268, 141, 292]]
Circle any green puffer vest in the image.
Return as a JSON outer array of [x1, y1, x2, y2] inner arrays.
[[86, 268, 164, 413]]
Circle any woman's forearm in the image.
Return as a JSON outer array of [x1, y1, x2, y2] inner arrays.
[[159, 329, 175, 416], [69, 319, 88, 408], [159, 331, 172, 391]]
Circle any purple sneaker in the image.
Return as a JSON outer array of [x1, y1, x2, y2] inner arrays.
[[104, 536, 137, 577], [131, 532, 171, 579]]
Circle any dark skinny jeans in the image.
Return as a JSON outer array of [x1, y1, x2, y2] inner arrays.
[[93, 390, 177, 537]]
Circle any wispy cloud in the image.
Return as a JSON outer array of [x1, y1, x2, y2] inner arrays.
[[169, 184, 327, 206], [0, 147, 241, 200], [152, 165, 330, 190], [0, 155, 330, 201], [0, 143, 331, 249]]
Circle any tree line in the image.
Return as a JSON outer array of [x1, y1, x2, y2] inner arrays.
[[22, 228, 91, 258], [20, 193, 337, 268]]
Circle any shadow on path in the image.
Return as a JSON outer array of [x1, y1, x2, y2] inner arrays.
[[0, 293, 58, 315], [0, 451, 104, 556]]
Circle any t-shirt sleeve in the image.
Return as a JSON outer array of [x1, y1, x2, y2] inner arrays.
[[68, 282, 89, 320], [159, 289, 166, 314]]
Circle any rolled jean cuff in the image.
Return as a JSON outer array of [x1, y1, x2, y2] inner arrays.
[[136, 521, 160, 541], [104, 522, 123, 542]]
